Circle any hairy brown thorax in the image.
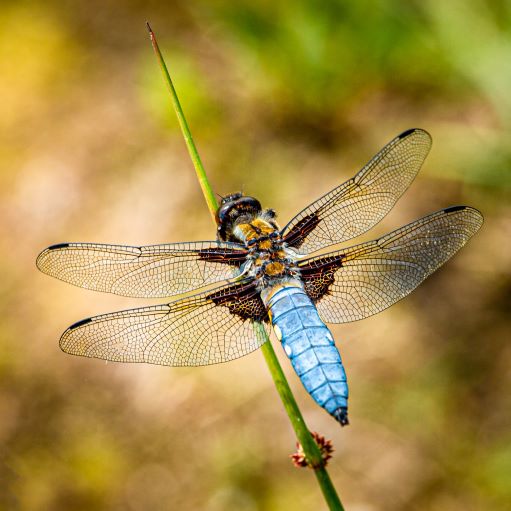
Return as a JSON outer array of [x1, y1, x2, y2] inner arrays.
[[216, 193, 300, 288]]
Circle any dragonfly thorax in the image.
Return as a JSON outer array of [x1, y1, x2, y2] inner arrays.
[[234, 217, 300, 289]]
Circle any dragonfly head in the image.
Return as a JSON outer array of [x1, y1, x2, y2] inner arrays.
[[216, 192, 262, 241]]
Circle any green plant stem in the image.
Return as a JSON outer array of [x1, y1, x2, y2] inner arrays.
[[147, 22, 217, 222], [147, 23, 345, 511]]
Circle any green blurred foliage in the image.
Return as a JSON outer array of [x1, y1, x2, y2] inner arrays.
[[0, 0, 510, 510]]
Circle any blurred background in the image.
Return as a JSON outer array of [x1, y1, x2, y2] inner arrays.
[[1, 1, 510, 510]]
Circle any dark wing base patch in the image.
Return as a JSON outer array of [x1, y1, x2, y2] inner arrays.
[[207, 281, 269, 323], [197, 248, 247, 265], [299, 255, 344, 302], [282, 213, 321, 249]]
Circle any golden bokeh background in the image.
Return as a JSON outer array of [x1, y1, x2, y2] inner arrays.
[[1, 1, 510, 510]]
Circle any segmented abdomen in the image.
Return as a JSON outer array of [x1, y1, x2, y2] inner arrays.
[[266, 285, 349, 425]]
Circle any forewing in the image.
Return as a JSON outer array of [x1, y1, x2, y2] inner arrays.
[[37, 241, 248, 298], [282, 129, 432, 253], [60, 280, 270, 366], [299, 206, 483, 323]]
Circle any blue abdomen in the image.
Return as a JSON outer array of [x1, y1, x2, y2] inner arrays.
[[266, 285, 349, 425]]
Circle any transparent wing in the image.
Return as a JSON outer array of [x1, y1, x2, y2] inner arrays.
[[282, 128, 432, 253], [299, 206, 483, 323], [60, 280, 270, 366], [37, 241, 248, 298]]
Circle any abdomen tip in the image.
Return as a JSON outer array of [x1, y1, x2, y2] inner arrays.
[[333, 408, 349, 426]]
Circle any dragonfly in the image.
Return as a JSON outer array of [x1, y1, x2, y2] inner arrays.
[[37, 128, 483, 426]]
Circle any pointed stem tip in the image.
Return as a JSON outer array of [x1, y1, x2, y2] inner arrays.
[[146, 21, 156, 45]]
